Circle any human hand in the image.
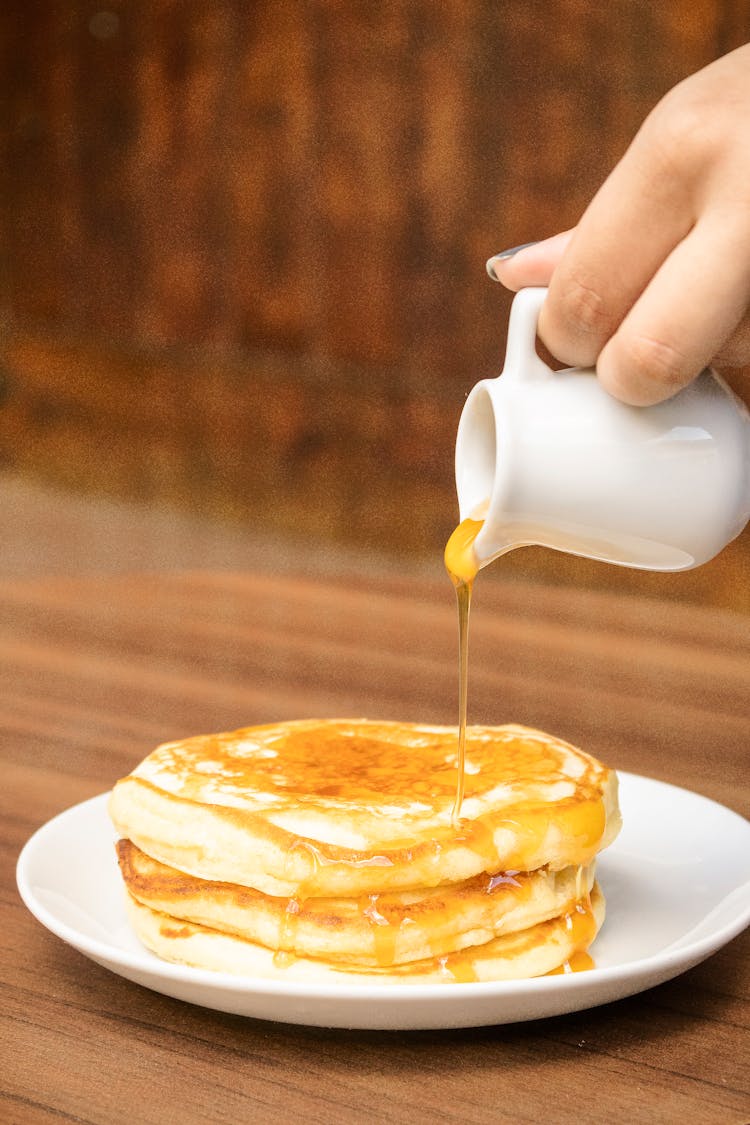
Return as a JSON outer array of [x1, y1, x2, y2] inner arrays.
[[487, 44, 750, 406]]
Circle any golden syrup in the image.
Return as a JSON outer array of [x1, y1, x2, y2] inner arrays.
[[486, 869, 533, 909], [495, 796, 605, 873], [563, 892, 597, 951], [274, 837, 324, 966], [453, 816, 500, 871], [558, 796, 606, 852], [496, 813, 549, 872], [153, 718, 609, 891], [542, 889, 598, 976], [273, 897, 301, 967], [546, 951, 595, 975], [546, 896, 598, 975], [437, 953, 480, 984], [444, 517, 483, 587], [361, 894, 399, 968], [444, 518, 483, 822], [276, 846, 402, 970]]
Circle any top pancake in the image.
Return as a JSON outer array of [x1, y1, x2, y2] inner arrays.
[[108, 719, 621, 897]]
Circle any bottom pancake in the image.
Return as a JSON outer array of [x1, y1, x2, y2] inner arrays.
[[117, 838, 597, 968], [124, 883, 605, 984]]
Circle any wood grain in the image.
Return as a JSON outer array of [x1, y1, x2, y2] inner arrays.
[[2, 566, 748, 1123]]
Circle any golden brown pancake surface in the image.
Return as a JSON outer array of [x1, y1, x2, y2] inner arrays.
[[123, 883, 606, 984], [117, 837, 598, 968], [109, 719, 620, 897]]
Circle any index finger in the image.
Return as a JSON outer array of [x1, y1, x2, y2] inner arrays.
[[539, 124, 696, 368], [486, 231, 574, 289]]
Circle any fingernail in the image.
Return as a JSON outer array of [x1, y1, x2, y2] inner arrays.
[[486, 241, 539, 280]]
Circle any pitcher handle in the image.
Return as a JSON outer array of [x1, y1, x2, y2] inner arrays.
[[502, 287, 554, 380]]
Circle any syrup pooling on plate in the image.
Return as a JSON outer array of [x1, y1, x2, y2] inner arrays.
[[547, 952, 596, 975]]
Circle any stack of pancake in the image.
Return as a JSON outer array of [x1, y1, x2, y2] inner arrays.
[[109, 719, 621, 983]]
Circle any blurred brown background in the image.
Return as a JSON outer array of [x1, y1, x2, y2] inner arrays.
[[0, 1, 748, 608]]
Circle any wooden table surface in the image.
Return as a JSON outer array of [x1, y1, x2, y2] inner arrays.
[[2, 565, 749, 1124]]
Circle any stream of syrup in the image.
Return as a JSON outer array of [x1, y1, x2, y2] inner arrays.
[[443, 517, 483, 823], [444, 517, 596, 976], [268, 517, 597, 976]]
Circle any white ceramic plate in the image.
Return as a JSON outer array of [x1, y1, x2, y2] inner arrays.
[[16, 773, 750, 1030]]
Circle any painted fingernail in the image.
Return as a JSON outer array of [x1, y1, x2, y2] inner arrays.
[[486, 242, 539, 280]]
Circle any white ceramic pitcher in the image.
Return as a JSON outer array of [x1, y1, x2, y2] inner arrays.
[[455, 287, 750, 571]]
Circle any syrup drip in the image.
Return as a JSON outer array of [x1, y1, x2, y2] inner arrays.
[[444, 518, 483, 823], [274, 839, 406, 969], [361, 894, 400, 967], [563, 890, 597, 950], [437, 953, 480, 984], [274, 838, 322, 967], [546, 951, 595, 975], [435, 891, 596, 982], [273, 897, 301, 968], [453, 817, 501, 872], [545, 889, 597, 974]]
